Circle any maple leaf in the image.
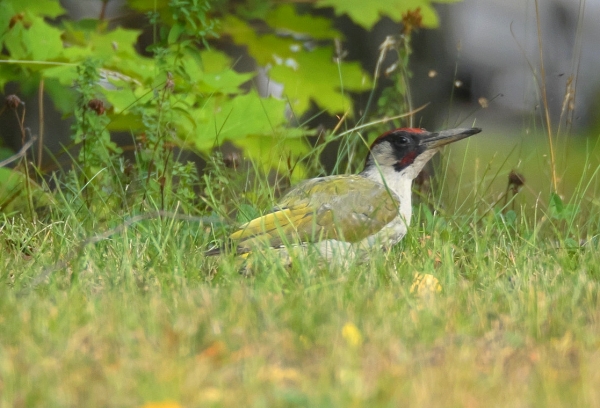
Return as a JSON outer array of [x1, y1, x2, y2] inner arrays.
[[316, 0, 461, 30]]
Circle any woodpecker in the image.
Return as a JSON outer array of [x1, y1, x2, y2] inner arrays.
[[208, 127, 482, 266]]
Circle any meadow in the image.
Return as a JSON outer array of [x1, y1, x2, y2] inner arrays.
[[2, 128, 600, 407]]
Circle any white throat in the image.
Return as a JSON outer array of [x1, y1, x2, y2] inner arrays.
[[361, 149, 438, 225], [361, 165, 413, 224]]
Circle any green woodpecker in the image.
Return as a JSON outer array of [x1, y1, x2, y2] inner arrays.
[[208, 127, 482, 264]]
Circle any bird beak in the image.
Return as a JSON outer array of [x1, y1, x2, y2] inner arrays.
[[420, 127, 482, 149]]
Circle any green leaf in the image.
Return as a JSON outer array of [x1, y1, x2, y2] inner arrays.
[[178, 53, 253, 94], [224, 17, 371, 115], [26, 17, 64, 60], [189, 91, 289, 150], [104, 86, 152, 115], [3, 0, 65, 19], [42, 65, 79, 86], [0, 16, 63, 60], [199, 49, 233, 73], [222, 16, 261, 56], [168, 23, 186, 45], [199, 70, 254, 94], [235, 133, 312, 179], [316, 0, 460, 29], [549, 192, 579, 221], [265, 5, 341, 40], [61, 22, 149, 72], [1, 23, 28, 59], [89, 27, 143, 60], [550, 192, 564, 214], [270, 46, 371, 115]]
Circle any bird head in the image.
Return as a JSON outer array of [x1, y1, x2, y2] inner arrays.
[[363, 127, 482, 180]]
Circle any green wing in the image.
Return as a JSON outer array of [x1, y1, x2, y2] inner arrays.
[[229, 175, 400, 252]]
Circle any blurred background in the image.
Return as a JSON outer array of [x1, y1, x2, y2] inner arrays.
[[1, 0, 598, 210]]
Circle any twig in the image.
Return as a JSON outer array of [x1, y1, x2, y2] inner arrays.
[[534, 0, 558, 192], [0, 136, 37, 168], [37, 80, 45, 168]]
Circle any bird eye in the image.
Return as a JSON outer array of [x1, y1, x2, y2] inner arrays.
[[398, 136, 409, 144]]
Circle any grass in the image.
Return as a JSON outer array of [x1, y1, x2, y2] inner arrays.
[[1, 0, 597, 404], [2, 129, 600, 407]]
